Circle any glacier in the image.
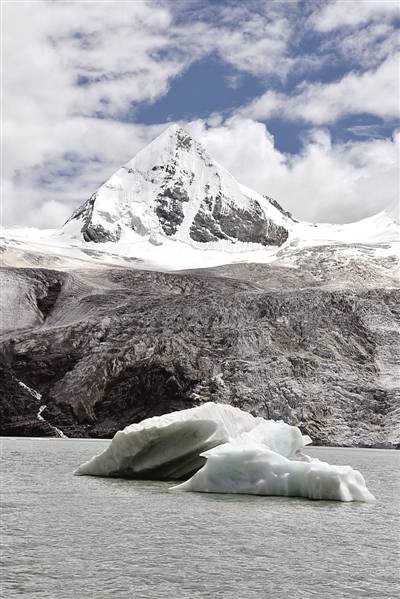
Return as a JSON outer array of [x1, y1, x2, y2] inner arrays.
[[1, 124, 398, 445], [75, 403, 374, 502]]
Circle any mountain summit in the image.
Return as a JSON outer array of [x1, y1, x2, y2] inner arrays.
[[64, 124, 289, 247], [1, 128, 399, 447]]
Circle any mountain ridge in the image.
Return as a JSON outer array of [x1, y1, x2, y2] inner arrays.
[[1, 124, 397, 271], [0, 125, 399, 445], [63, 124, 291, 249]]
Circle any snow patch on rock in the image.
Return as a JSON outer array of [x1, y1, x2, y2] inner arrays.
[[18, 381, 68, 438], [63, 125, 290, 247]]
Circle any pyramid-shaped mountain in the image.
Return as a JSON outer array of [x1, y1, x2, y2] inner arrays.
[[64, 124, 290, 247]]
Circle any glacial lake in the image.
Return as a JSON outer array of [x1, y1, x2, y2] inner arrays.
[[1, 438, 399, 599]]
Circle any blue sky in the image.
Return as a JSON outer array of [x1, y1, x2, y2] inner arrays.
[[3, 0, 399, 226]]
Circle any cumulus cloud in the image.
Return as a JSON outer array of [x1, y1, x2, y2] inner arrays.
[[311, 0, 400, 32], [3, 118, 165, 227], [334, 22, 400, 68], [2, 0, 188, 227], [243, 53, 400, 124], [187, 118, 399, 223], [8, 114, 397, 227], [171, 2, 296, 78], [3, 0, 298, 228], [4, 0, 181, 119], [2, 0, 399, 227]]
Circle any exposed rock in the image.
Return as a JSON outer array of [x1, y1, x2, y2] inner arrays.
[[155, 183, 190, 236], [82, 223, 122, 243], [62, 125, 290, 246], [0, 360, 56, 437], [264, 195, 297, 222], [1, 250, 398, 447], [64, 193, 123, 242], [1, 125, 398, 446], [190, 195, 288, 245]]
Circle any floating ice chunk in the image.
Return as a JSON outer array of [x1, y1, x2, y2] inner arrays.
[[75, 402, 374, 502], [172, 441, 375, 502], [75, 403, 261, 480], [239, 421, 312, 460]]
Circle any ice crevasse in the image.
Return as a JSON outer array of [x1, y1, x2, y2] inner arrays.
[[75, 402, 375, 502]]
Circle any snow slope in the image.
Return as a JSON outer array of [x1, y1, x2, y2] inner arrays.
[[63, 124, 290, 248], [1, 124, 398, 270], [1, 205, 398, 271]]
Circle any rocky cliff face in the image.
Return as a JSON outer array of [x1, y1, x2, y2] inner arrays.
[[1, 246, 398, 447], [1, 125, 398, 446], [63, 125, 289, 247]]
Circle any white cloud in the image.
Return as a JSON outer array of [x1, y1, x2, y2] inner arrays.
[[243, 54, 400, 124], [2, 0, 298, 228], [312, 0, 400, 32], [346, 124, 386, 139], [2, 117, 165, 227], [4, 113, 398, 228], [171, 2, 295, 78], [26, 201, 73, 230], [3, 0, 184, 121], [212, 14, 293, 77], [335, 22, 400, 68], [2, 1, 399, 228], [2, 0, 185, 228], [187, 118, 399, 223]]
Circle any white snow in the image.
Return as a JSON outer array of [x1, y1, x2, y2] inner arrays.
[[75, 402, 374, 502], [1, 204, 398, 272], [37, 404, 47, 421], [1, 125, 398, 271], [18, 381, 68, 438], [18, 381, 41, 401], [36, 404, 67, 438], [62, 124, 289, 245], [290, 206, 399, 248]]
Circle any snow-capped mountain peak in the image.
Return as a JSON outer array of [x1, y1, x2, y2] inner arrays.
[[3, 124, 396, 272], [63, 124, 290, 247]]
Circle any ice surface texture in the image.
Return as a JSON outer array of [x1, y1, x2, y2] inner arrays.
[[172, 442, 375, 502], [76, 403, 374, 502], [75, 403, 258, 480]]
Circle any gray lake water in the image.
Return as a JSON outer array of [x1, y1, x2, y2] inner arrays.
[[1, 439, 399, 599]]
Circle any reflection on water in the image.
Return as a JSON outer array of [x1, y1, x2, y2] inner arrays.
[[1, 439, 399, 599]]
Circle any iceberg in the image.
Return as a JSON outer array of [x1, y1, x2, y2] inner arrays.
[[75, 403, 262, 479], [75, 402, 375, 502], [172, 441, 375, 502]]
